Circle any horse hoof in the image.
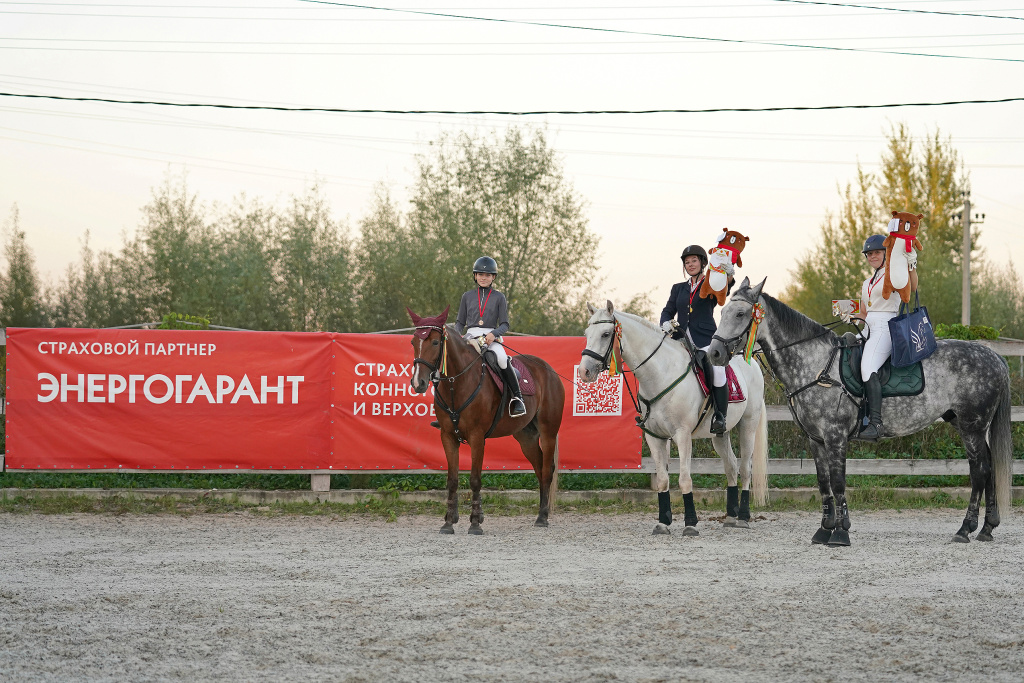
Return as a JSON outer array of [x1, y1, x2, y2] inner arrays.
[[977, 531, 994, 542], [723, 517, 738, 528], [440, 524, 455, 535], [653, 523, 671, 535], [826, 528, 851, 547], [735, 519, 750, 529], [811, 527, 832, 545], [468, 525, 484, 535], [951, 533, 970, 544], [534, 519, 549, 528], [681, 526, 699, 537]]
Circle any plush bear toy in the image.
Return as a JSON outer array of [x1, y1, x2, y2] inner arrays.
[[882, 211, 924, 304], [700, 229, 749, 306]]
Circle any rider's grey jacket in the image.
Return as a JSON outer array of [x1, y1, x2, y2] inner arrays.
[[457, 286, 510, 337]]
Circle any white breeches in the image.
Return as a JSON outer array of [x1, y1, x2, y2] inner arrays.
[[465, 327, 507, 369], [699, 343, 727, 387], [860, 311, 896, 381]]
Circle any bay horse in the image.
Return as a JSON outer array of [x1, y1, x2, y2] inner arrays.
[[707, 277, 1013, 545], [407, 307, 565, 534], [578, 301, 769, 536]]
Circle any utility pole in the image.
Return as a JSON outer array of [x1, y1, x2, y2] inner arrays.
[[957, 193, 984, 326]]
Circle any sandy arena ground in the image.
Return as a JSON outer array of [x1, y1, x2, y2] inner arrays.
[[1, 509, 1023, 682]]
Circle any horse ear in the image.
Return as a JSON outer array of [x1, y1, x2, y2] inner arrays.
[[406, 307, 421, 324], [587, 302, 597, 315], [438, 305, 450, 324], [738, 276, 751, 291], [750, 277, 767, 300], [605, 299, 614, 315]]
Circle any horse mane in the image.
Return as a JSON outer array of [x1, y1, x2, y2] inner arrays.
[[760, 293, 831, 340], [614, 311, 662, 332]]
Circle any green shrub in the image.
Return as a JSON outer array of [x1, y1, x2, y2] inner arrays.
[[934, 323, 999, 340], [158, 312, 210, 330]]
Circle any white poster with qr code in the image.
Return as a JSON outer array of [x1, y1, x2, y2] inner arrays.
[[572, 366, 623, 416]]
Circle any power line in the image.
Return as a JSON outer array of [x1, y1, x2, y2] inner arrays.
[[4, 91, 1024, 115], [770, 0, 1024, 22], [292, 0, 1024, 63]]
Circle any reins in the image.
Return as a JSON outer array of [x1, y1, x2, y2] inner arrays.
[[580, 315, 698, 439], [413, 324, 502, 444], [725, 296, 861, 445]]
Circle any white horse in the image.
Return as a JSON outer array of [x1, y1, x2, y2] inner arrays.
[[578, 301, 768, 536]]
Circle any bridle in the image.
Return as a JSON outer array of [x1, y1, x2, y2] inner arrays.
[[412, 324, 447, 382], [581, 315, 670, 375], [711, 291, 763, 358], [412, 323, 495, 444], [580, 314, 697, 440]]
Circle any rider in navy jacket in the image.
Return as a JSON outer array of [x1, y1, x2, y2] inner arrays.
[[660, 244, 734, 434]]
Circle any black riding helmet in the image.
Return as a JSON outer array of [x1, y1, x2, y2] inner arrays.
[[680, 245, 708, 269], [473, 255, 498, 275], [861, 234, 886, 254]]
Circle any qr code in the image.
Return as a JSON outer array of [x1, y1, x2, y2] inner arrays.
[[572, 366, 623, 416]]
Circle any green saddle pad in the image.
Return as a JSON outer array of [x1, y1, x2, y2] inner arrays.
[[839, 346, 924, 398]]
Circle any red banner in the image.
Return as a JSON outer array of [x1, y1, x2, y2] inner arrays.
[[330, 334, 638, 471], [6, 329, 639, 472]]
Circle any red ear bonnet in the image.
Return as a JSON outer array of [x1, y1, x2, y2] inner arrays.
[[410, 306, 450, 339]]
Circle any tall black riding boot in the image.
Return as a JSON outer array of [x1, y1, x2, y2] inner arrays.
[[710, 383, 728, 435], [857, 372, 883, 442], [502, 365, 527, 418]]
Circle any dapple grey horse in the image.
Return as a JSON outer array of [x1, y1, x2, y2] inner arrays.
[[579, 301, 768, 536], [708, 278, 1013, 546]]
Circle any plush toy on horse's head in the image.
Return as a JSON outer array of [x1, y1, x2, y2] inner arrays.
[[882, 211, 924, 304], [701, 230, 750, 306]]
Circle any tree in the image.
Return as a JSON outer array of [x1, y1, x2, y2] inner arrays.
[[48, 234, 156, 328], [356, 127, 600, 335], [278, 185, 357, 332], [208, 196, 290, 331], [0, 205, 48, 327], [779, 124, 1022, 329], [355, 185, 421, 332], [139, 173, 217, 318]]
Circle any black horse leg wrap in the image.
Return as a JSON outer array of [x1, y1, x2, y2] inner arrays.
[[738, 490, 751, 521], [726, 486, 739, 518], [658, 491, 673, 526], [682, 492, 698, 526]]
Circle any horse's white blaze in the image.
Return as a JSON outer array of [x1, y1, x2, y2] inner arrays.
[[413, 338, 424, 388]]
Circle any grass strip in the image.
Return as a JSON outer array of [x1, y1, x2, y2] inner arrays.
[[1, 488, 1018, 519]]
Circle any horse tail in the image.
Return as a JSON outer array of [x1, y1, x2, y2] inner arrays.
[[751, 399, 770, 507], [990, 373, 1013, 517]]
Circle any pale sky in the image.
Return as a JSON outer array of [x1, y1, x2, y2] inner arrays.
[[2, 0, 1023, 320]]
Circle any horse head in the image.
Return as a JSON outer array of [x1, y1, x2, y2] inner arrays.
[[407, 306, 449, 393], [579, 300, 617, 383], [707, 276, 766, 366]]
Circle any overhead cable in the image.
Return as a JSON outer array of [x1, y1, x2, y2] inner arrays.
[[770, 0, 1024, 22], [2, 91, 1024, 115], [293, 0, 1024, 63]]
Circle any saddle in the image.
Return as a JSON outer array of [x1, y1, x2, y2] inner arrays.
[[483, 354, 537, 396], [692, 349, 745, 403], [837, 332, 924, 398]]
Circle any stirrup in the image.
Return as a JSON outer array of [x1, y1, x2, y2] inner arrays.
[[509, 397, 526, 418], [710, 413, 727, 435], [855, 422, 882, 442]]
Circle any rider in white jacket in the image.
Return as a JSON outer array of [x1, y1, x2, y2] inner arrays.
[[849, 234, 919, 441]]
